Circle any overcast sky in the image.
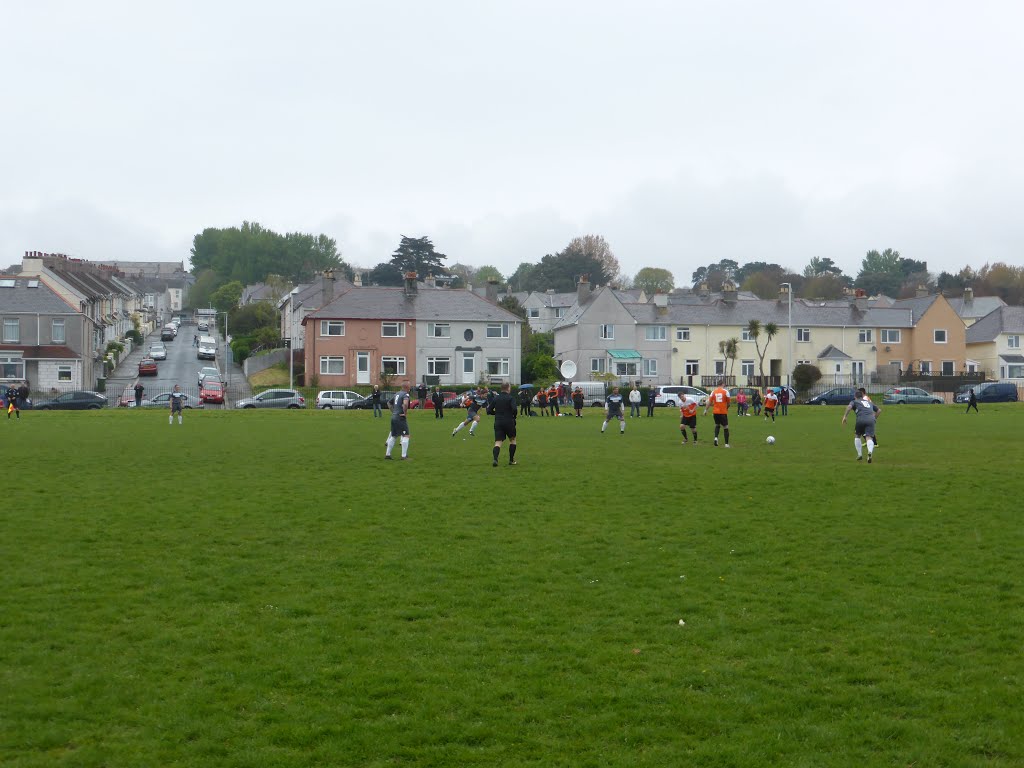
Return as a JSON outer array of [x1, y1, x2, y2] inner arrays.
[[3, 1, 1023, 284]]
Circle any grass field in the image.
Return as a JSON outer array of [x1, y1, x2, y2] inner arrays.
[[2, 403, 1022, 767]]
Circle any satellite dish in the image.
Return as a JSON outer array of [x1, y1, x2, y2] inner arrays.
[[559, 359, 577, 379]]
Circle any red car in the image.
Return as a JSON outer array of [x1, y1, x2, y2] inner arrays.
[[200, 379, 225, 404], [410, 390, 457, 409], [138, 358, 158, 376]]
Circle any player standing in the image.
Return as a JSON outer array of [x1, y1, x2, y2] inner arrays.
[[842, 387, 881, 463], [679, 396, 699, 445], [385, 380, 412, 460], [601, 386, 626, 434], [703, 382, 731, 447], [169, 384, 185, 425]]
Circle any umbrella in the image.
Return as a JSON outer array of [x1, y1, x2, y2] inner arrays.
[[518, 383, 534, 389]]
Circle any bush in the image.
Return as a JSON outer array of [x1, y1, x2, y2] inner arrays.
[[231, 340, 252, 363], [793, 363, 822, 393]]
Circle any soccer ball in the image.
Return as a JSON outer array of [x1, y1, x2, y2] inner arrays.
[[766, 435, 776, 444]]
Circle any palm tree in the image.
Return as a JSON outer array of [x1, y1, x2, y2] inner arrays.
[[719, 337, 739, 377], [747, 319, 780, 378]]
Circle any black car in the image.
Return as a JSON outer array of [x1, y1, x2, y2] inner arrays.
[[806, 387, 857, 406], [34, 390, 108, 410], [349, 392, 397, 409]]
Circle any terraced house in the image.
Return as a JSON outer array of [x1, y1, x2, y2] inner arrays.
[[303, 273, 522, 388]]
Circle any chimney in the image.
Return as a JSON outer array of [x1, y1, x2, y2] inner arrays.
[[722, 280, 737, 303], [916, 284, 929, 298], [652, 292, 668, 308], [404, 271, 418, 297], [778, 284, 791, 303], [854, 288, 868, 312], [321, 269, 335, 306], [486, 279, 498, 303], [576, 274, 592, 305], [354, 272, 363, 287], [425, 273, 436, 289], [963, 286, 974, 304], [698, 282, 710, 298]]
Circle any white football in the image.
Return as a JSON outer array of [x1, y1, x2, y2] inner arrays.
[[766, 435, 776, 444]]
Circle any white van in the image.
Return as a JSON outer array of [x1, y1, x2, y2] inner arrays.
[[562, 381, 606, 407], [654, 385, 709, 407], [196, 335, 217, 360]]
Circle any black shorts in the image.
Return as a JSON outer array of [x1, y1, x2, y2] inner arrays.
[[390, 416, 409, 437], [494, 420, 516, 442], [680, 415, 697, 428], [713, 413, 729, 427], [854, 422, 876, 438]]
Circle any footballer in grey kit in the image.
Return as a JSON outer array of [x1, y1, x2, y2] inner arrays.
[[841, 387, 881, 463], [602, 387, 626, 434], [452, 387, 489, 437], [385, 381, 412, 460]]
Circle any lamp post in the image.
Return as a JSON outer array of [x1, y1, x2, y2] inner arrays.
[[288, 287, 299, 389], [780, 283, 793, 388]]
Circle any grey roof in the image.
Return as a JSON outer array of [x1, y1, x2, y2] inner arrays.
[[966, 305, 1024, 343], [948, 294, 1006, 320], [532, 290, 578, 308], [818, 344, 852, 360], [0, 276, 79, 313], [889, 295, 938, 322], [308, 285, 523, 323], [999, 353, 1024, 363]]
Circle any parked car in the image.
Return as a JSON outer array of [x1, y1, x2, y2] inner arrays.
[[315, 390, 363, 409], [349, 392, 397, 410], [766, 385, 798, 403], [160, 327, 176, 341], [235, 389, 306, 409], [148, 342, 167, 361], [34, 391, 107, 410], [135, 392, 201, 409], [883, 386, 943, 404], [197, 321, 209, 332], [727, 386, 762, 403], [197, 367, 221, 388], [954, 381, 1019, 404], [138, 357, 158, 376], [806, 387, 858, 405], [652, 385, 708, 407], [410, 390, 457, 410], [200, 380, 225, 404]]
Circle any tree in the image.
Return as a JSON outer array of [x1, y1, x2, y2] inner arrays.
[[801, 273, 849, 300], [367, 262, 405, 286], [474, 265, 505, 285], [633, 267, 674, 295], [691, 259, 739, 290], [210, 280, 244, 313], [230, 301, 279, 336], [802, 256, 844, 278], [719, 337, 739, 377], [856, 248, 904, 296], [522, 330, 557, 383], [499, 295, 526, 318], [389, 235, 449, 278], [187, 268, 223, 309], [563, 235, 619, 286], [792, 362, 822, 393], [508, 262, 535, 292], [746, 320, 779, 377]]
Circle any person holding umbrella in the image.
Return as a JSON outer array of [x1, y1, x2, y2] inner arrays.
[[518, 384, 534, 416]]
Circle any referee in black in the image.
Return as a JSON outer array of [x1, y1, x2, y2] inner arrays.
[[488, 381, 518, 466]]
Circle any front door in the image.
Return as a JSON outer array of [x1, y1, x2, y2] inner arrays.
[[851, 361, 864, 384], [357, 352, 370, 384], [462, 352, 475, 384]]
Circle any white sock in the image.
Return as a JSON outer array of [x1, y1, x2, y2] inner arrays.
[[178, 415, 182, 424], [400, 436, 409, 458], [854, 437, 862, 457], [453, 422, 463, 434], [866, 438, 875, 455], [385, 435, 395, 456], [601, 421, 607, 432], [469, 424, 475, 434], [620, 423, 625, 433], [169, 415, 172, 424]]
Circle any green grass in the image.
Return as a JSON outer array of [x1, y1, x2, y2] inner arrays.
[[2, 404, 1022, 767]]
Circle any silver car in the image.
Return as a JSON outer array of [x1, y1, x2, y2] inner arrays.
[[235, 389, 306, 409], [148, 342, 167, 361]]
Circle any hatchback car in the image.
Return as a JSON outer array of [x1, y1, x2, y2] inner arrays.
[[137, 392, 201, 409], [148, 342, 167, 361], [235, 389, 306, 409], [653, 385, 709, 407], [806, 387, 858, 405], [410, 391, 458, 410], [200, 380, 225, 404], [138, 357, 158, 376], [197, 367, 221, 388], [34, 391, 108, 410], [883, 386, 943, 404], [954, 381, 1019, 403], [315, 390, 363, 409], [197, 321, 209, 332]]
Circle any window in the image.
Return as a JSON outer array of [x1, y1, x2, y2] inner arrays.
[[797, 359, 812, 367], [920, 361, 932, 374], [934, 329, 947, 344], [1008, 335, 1020, 349], [320, 320, 345, 336], [615, 362, 638, 376], [685, 359, 699, 376], [57, 365, 72, 382], [715, 360, 726, 375], [1009, 363, 1024, 378], [427, 357, 451, 376], [881, 329, 901, 344], [797, 328, 811, 342], [600, 324, 614, 340], [381, 356, 406, 375], [554, 308, 566, 318], [1, 355, 25, 379], [3, 318, 18, 343], [486, 358, 510, 376], [319, 356, 345, 375], [591, 358, 606, 374], [858, 329, 872, 343], [643, 359, 657, 377], [381, 322, 406, 338], [741, 329, 753, 342], [427, 322, 450, 338], [51, 318, 66, 344], [741, 360, 754, 377], [941, 360, 955, 376], [645, 326, 667, 341], [528, 308, 539, 318], [486, 323, 510, 339], [676, 327, 691, 341]]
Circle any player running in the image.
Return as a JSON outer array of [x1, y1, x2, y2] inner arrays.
[[679, 396, 699, 445], [385, 380, 412, 460], [703, 381, 731, 447], [452, 386, 489, 437], [601, 386, 626, 434], [842, 387, 881, 463], [763, 388, 779, 422], [487, 382, 518, 466]]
